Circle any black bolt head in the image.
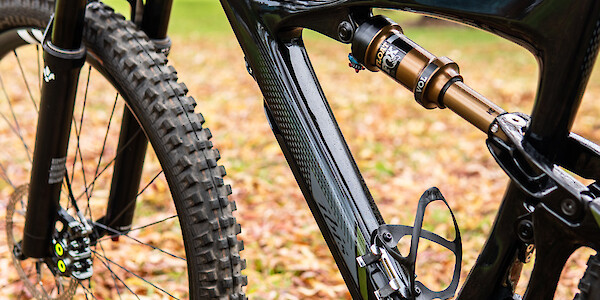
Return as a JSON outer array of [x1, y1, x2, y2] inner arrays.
[[382, 232, 393, 242], [561, 198, 578, 217], [338, 21, 354, 42], [517, 220, 534, 242]]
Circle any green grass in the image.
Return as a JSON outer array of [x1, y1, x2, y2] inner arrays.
[[100, 0, 507, 47], [101, 0, 231, 36], [168, 0, 231, 37]]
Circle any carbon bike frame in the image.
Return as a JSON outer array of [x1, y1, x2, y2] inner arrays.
[[18, 0, 600, 299], [219, 0, 600, 299]]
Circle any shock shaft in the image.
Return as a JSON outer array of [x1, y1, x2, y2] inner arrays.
[[351, 16, 505, 133]]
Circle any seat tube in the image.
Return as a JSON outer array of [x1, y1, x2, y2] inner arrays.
[[22, 0, 87, 258]]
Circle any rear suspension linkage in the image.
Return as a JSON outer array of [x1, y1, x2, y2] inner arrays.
[[351, 15, 600, 300]]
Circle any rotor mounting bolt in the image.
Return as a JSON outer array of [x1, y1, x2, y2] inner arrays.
[[561, 198, 578, 217], [382, 232, 393, 242], [338, 21, 354, 43]]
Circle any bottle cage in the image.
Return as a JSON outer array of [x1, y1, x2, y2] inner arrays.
[[358, 187, 462, 300]]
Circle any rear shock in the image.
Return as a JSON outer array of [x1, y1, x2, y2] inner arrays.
[[351, 16, 505, 133]]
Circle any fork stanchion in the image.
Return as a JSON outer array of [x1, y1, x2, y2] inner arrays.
[[351, 15, 506, 133]]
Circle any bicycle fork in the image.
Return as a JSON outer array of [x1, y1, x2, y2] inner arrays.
[[21, 0, 174, 259], [21, 0, 88, 259]]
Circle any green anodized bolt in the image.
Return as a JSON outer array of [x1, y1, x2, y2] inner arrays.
[[55, 243, 64, 257], [57, 260, 67, 273]]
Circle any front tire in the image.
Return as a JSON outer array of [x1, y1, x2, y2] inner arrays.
[[0, 1, 246, 298]]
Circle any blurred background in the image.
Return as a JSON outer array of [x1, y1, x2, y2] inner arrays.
[[31, 0, 600, 298]]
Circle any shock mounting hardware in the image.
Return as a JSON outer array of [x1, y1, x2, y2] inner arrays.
[[338, 21, 354, 43]]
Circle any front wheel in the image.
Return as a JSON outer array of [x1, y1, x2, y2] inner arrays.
[[0, 1, 246, 298]]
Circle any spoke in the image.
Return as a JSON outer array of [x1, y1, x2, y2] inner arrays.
[[0, 73, 33, 162], [76, 132, 91, 206], [35, 260, 53, 298], [0, 111, 33, 162], [24, 264, 35, 281], [75, 129, 142, 202], [71, 66, 92, 184], [49, 284, 56, 297], [0, 161, 15, 188], [67, 67, 93, 216], [88, 93, 119, 198], [64, 169, 83, 214], [91, 249, 179, 299], [130, 215, 177, 233], [13, 50, 38, 112], [136, 171, 163, 198], [97, 170, 164, 229], [97, 215, 177, 243], [35, 260, 42, 285], [96, 239, 124, 299], [93, 221, 185, 261], [91, 251, 139, 299], [79, 66, 91, 138], [78, 282, 101, 300], [0, 108, 21, 137]]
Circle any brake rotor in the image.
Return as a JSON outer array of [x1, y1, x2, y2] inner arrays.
[[6, 184, 77, 299]]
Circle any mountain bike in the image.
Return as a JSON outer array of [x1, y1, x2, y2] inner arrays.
[[1, 0, 600, 299]]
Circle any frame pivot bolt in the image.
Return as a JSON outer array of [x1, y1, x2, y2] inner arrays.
[[517, 219, 534, 243], [338, 21, 354, 43], [561, 198, 578, 217]]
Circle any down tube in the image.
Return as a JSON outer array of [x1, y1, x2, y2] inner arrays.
[[249, 33, 383, 299]]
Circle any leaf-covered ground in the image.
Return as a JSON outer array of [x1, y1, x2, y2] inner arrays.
[[1, 4, 599, 298]]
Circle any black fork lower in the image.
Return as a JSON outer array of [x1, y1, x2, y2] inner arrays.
[[21, 0, 88, 259]]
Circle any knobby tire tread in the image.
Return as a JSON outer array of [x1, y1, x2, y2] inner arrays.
[[0, 1, 246, 299], [574, 254, 600, 300]]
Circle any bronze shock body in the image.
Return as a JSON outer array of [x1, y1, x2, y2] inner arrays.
[[351, 16, 506, 133]]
